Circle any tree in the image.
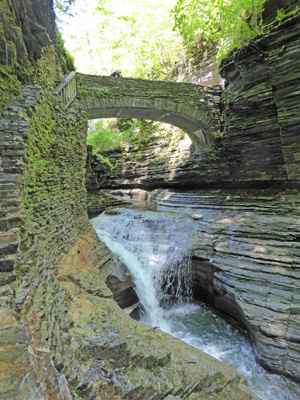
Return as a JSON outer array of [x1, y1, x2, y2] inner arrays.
[[54, 0, 76, 13], [171, 0, 266, 60], [58, 0, 185, 79]]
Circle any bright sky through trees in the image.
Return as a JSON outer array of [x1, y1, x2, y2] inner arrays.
[[57, 0, 184, 79]]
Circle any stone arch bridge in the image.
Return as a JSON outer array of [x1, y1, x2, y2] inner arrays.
[[55, 72, 223, 153]]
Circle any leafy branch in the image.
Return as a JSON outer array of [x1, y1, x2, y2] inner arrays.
[[54, 0, 76, 14], [171, 0, 266, 61]]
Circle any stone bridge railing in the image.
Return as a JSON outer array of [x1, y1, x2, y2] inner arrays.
[[53, 71, 77, 108]]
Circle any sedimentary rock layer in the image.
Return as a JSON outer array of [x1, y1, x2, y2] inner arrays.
[[154, 189, 300, 382]]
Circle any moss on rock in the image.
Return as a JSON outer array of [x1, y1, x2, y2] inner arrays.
[[0, 65, 22, 111], [0, 0, 75, 113]]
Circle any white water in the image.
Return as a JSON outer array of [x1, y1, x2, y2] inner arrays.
[[92, 208, 194, 330], [91, 208, 300, 400]]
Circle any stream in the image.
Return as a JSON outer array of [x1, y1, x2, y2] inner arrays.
[[91, 207, 300, 400]]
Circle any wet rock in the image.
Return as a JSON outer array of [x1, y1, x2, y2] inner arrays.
[[155, 189, 300, 382], [54, 232, 259, 400]]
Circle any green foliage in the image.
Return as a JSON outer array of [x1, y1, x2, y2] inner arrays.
[[87, 119, 123, 152], [87, 118, 154, 154], [275, 8, 287, 21], [54, 0, 76, 14], [171, 0, 266, 61]]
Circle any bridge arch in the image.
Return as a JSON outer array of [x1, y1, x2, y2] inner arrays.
[[76, 73, 222, 153]]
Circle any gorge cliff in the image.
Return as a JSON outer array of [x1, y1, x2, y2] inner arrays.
[[0, 0, 300, 398]]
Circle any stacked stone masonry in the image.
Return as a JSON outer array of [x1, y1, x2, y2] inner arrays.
[[0, 86, 41, 286], [0, 86, 46, 398]]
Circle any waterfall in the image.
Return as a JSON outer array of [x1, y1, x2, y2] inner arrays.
[[91, 208, 195, 330], [91, 206, 300, 400]]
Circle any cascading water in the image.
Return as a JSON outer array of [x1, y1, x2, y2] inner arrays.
[[91, 208, 300, 400], [91, 208, 194, 331]]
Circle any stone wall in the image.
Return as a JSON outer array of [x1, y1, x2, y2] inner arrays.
[[0, 84, 92, 398], [0, 86, 39, 286]]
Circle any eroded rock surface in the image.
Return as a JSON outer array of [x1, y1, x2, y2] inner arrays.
[[155, 189, 300, 381]]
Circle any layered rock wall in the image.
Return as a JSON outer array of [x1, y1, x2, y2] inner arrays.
[[154, 189, 300, 382], [220, 13, 300, 185]]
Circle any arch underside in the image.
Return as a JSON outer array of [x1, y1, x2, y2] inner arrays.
[[87, 107, 212, 152]]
